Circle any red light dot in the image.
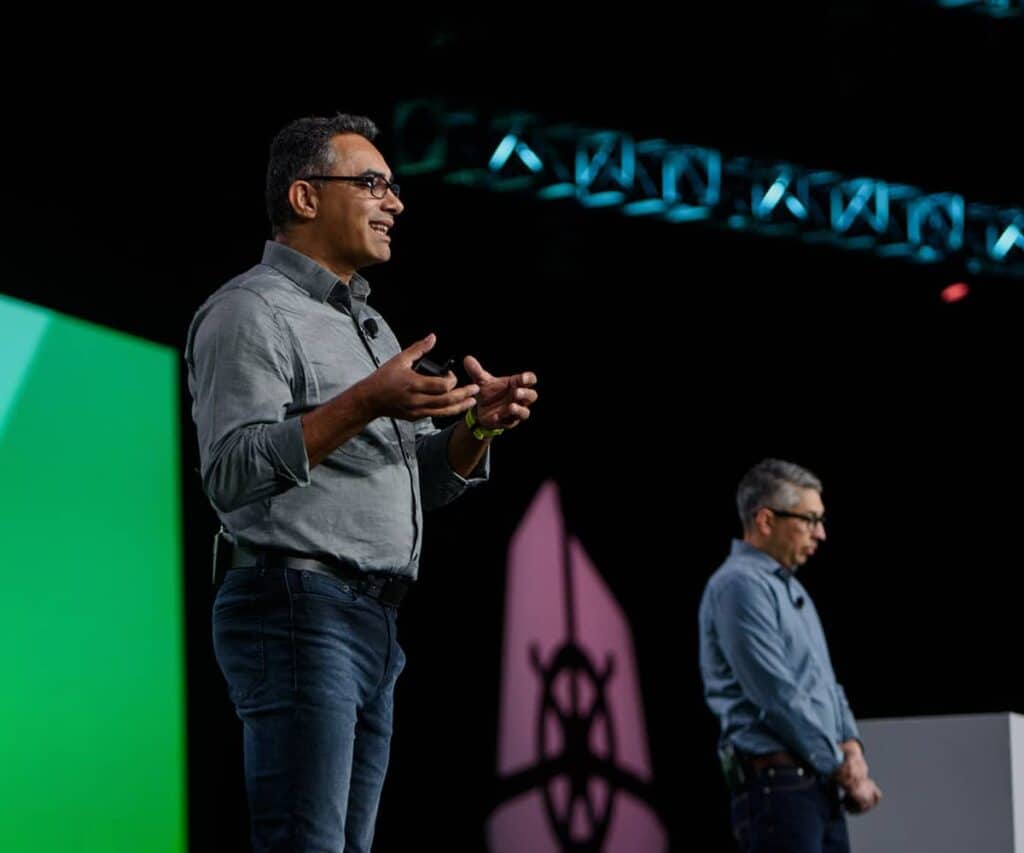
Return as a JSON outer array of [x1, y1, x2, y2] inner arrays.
[[941, 282, 969, 303]]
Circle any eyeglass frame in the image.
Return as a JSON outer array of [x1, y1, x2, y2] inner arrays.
[[299, 174, 401, 199], [765, 508, 826, 529]]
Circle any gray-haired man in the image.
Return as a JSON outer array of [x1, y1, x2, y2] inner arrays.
[[698, 458, 881, 852]]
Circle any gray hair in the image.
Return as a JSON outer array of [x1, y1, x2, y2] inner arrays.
[[736, 458, 823, 530]]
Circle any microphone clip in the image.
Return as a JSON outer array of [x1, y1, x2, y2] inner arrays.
[[361, 317, 380, 339]]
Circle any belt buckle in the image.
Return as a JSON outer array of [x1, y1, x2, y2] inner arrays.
[[363, 575, 385, 598], [382, 575, 406, 606]]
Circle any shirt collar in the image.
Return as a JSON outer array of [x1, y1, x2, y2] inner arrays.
[[730, 539, 790, 578], [261, 241, 372, 308]]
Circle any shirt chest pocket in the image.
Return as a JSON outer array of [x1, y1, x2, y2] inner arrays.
[[335, 418, 417, 465], [779, 619, 814, 662], [308, 355, 377, 405], [304, 337, 416, 463]]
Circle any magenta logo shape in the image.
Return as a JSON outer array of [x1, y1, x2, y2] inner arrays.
[[486, 481, 667, 851]]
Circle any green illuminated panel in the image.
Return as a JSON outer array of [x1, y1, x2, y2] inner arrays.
[[0, 294, 186, 851]]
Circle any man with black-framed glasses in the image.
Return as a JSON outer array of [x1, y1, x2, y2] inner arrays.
[[186, 113, 538, 852], [698, 458, 882, 852]]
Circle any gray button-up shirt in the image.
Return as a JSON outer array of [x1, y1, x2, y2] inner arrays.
[[185, 241, 487, 579], [698, 540, 860, 776]]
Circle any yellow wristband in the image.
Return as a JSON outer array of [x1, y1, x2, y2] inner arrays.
[[465, 407, 504, 440]]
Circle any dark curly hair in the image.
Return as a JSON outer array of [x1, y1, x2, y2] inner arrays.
[[265, 114, 379, 235]]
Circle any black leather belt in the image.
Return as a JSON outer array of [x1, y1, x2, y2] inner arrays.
[[741, 750, 815, 778], [230, 544, 411, 607]]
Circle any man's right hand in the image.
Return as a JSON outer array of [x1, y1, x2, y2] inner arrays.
[[842, 777, 883, 814], [302, 334, 478, 468], [362, 334, 478, 421]]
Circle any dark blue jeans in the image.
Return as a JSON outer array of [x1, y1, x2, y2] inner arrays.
[[213, 566, 406, 852], [730, 767, 850, 853]]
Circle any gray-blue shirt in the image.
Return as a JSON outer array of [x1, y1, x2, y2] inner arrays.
[[698, 540, 860, 776], [185, 241, 488, 579]]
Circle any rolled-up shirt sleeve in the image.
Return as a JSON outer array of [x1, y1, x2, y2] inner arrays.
[[713, 574, 845, 776], [187, 288, 311, 514], [413, 419, 490, 511]]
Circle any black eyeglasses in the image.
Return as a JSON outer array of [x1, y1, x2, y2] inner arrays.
[[301, 174, 401, 199], [767, 508, 826, 529]]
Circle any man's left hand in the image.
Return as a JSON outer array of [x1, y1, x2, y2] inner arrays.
[[463, 356, 538, 430]]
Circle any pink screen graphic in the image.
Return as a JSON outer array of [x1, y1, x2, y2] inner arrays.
[[486, 481, 667, 851]]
